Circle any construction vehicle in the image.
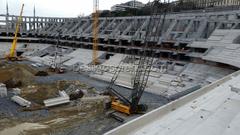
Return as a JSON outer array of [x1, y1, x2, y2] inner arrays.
[[106, 0, 167, 115], [49, 66, 65, 74], [48, 31, 66, 74], [92, 0, 99, 65], [5, 4, 24, 61], [48, 42, 65, 74], [48, 56, 66, 74]]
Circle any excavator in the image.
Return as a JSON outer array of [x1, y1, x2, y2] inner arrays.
[[5, 4, 24, 61], [106, 0, 167, 115]]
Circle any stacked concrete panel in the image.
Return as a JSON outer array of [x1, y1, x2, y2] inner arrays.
[[1, 10, 240, 68], [187, 29, 240, 68], [0, 10, 239, 43], [44, 91, 70, 107]]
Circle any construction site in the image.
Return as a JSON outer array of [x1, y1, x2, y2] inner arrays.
[[1, 0, 240, 135]]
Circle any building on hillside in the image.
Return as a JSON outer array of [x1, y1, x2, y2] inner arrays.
[[111, 0, 145, 11], [178, 0, 240, 8]]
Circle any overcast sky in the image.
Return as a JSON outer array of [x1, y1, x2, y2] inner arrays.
[[0, 0, 154, 17]]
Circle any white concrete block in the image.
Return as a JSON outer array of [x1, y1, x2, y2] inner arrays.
[[0, 83, 7, 97], [44, 91, 70, 107], [12, 88, 21, 95], [11, 96, 31, 107]]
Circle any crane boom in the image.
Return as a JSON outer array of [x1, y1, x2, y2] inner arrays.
[[92, 0, 99, 64], [8, 4, 24, 59], [107, 0, 167, 114]]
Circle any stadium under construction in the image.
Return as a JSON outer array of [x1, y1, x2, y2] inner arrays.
[[1, 0, 240, 135]]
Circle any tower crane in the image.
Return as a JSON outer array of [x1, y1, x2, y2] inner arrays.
[[92, 0, 99, 65], [6, 4, 24, 61]]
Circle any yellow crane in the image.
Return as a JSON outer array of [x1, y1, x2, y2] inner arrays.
[[6, 4, 24, 61], [92, 0, 99, 65]]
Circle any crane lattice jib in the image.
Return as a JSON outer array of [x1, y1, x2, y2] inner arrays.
[[107, 0, 168, 113], [10, 4, 24, 58], [92, 0, 99, 64], [130, 1, 167, 112]]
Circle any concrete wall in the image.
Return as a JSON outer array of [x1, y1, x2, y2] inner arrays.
[[104, 69, 240, 135]]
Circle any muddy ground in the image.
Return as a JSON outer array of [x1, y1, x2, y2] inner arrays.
[[0, 61, 169, 135]]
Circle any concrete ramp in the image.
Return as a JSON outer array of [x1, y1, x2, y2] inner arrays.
[[105, 70, 240, 135]]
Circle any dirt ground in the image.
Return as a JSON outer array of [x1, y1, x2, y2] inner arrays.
[[0, 62, 89, 104], [0, 61, 110, 135], [0, 61, 168, 135], [0, 62, 35, 87]]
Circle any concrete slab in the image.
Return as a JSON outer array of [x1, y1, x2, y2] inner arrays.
[[63, 48, 105, 67], [105, 70, 240, 135]]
